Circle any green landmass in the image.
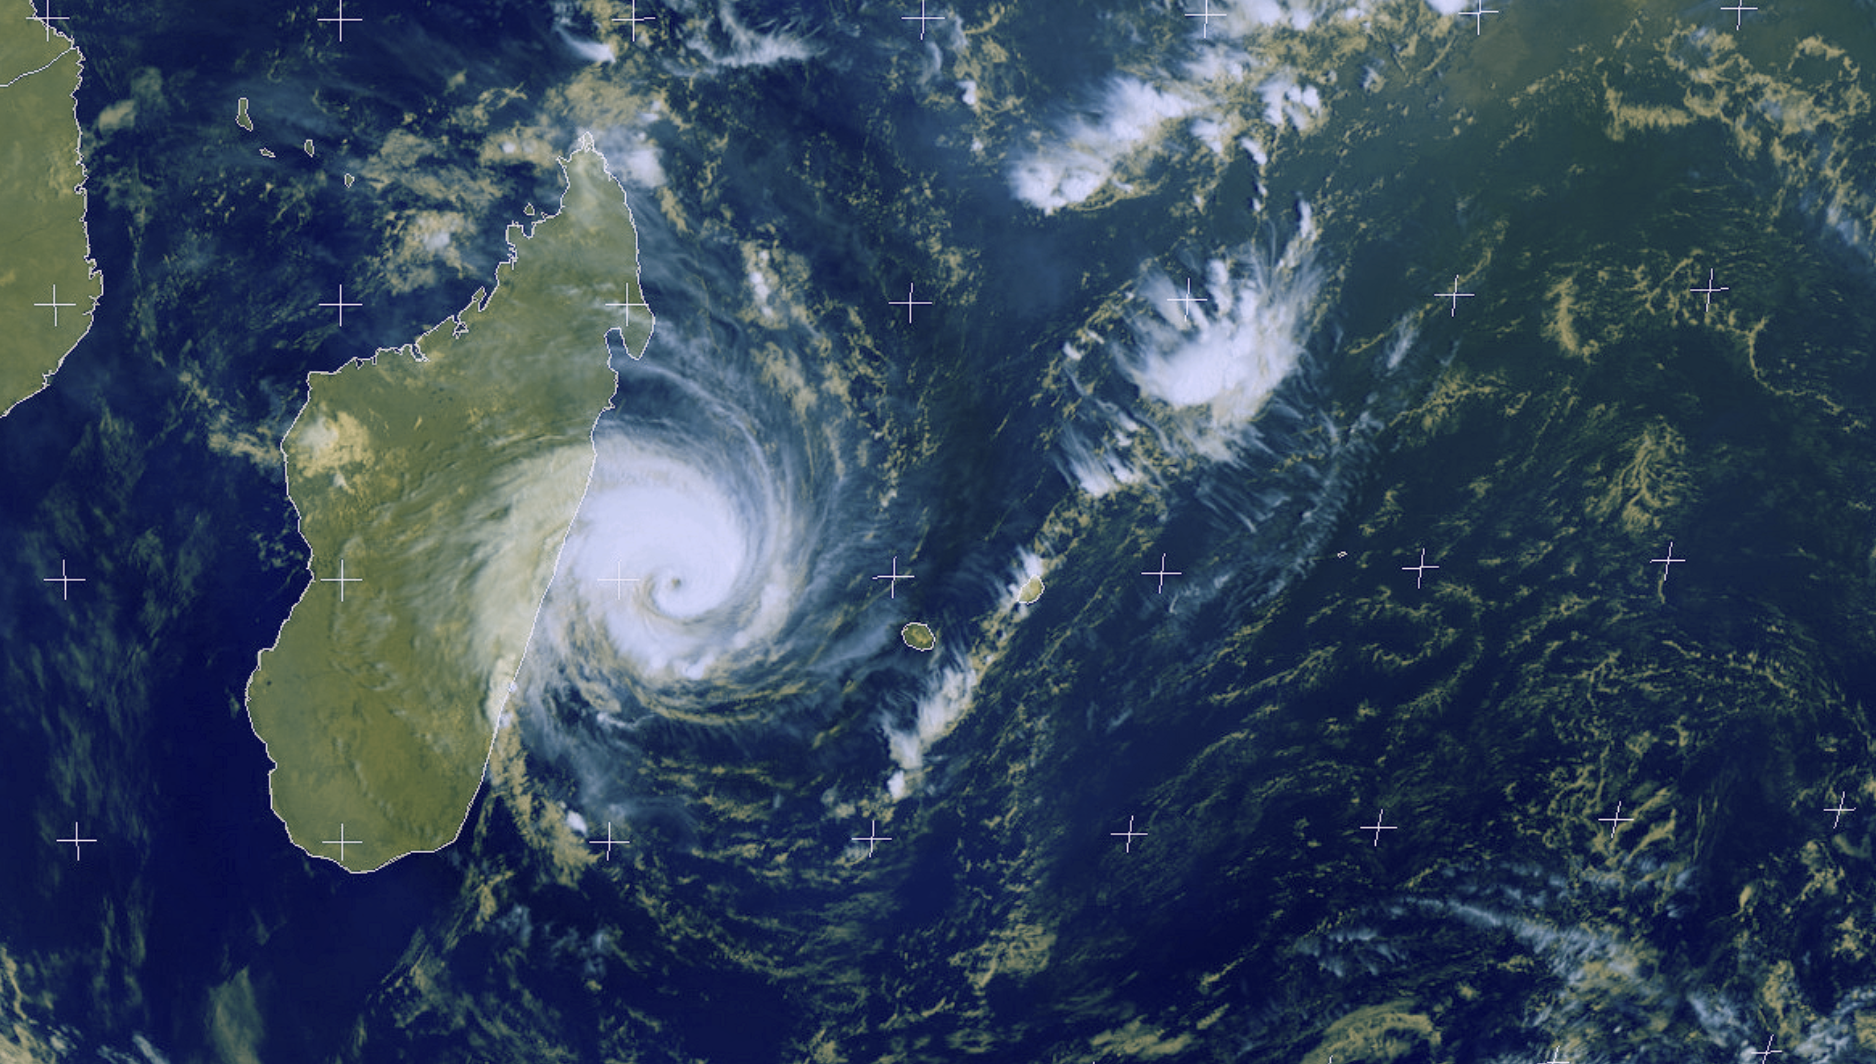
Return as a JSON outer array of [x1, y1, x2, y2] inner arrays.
[[0, 0, 98, 417], [246, 135, 652, 872], [902, 622, 936, 651], [1016, 576, 1044, 604]]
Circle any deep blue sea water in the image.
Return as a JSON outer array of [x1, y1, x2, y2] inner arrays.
[[7, 0, 1876, 1060]]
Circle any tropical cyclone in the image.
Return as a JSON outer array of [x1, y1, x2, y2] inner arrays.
[[0, 0, 99, 417], [246, 135, 652, 872]]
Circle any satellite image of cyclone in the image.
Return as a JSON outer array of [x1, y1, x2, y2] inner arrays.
[[5, 0, 1876, 1060]]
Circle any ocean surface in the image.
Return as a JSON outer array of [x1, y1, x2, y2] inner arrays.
[[5, 0, 1876, 1060]]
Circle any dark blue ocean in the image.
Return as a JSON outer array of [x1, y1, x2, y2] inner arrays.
[[8, 0, 1876, 1060]]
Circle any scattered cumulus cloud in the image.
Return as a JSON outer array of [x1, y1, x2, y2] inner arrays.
[[1057, 421, 1150, 497], [1117, 202, 1326, 459], [683, 0, 820, 69], [592, 126, 667, 189], [1007, 76, 1199, 214], [1007, 35, 1334, 213], [1258, 77, 1323, 132], [1216, 0, 1320, 33], [1190, 117, 1228, 155]]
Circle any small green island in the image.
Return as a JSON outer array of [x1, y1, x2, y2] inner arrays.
[[901, 622, 936, 652], [1016, 576, 1044, 604], [0, 0, 100, 417], [245, 135, 653, 872]]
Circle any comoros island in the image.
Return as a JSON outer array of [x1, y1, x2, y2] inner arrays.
[[0, 0, 101, 417], [246, 136, 653, 872]]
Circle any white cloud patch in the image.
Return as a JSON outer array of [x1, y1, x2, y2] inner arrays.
[[684, 0, 820, 69], [560, 32, 617, 64], [1057, 422, 1149, 498], [1222, 0, 1319, 32], [1007, 76, 1199, 214], [591, 126, 667, 189], [1173, 0, 1327, 39], [1180, 47, 1253, 86], [1190, 117, 1228, 155], [133, 1034, 173, 1064], [1008, 38, 1336, 213], [883, 661, 983, 778], [1117, 201, 1326, 459], [1381, 312, 1419, 372], [1258, 77, 1324, 132]]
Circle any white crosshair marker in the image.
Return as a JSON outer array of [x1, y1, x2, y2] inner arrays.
[[888, 282, 934, 323], [26, 0, 67, 42], [851, 819, 891, 857], [604, 291, 652, 323], [598, 559, 642, 601], [612, 0, 656, 42], [1141, 553, 1182, 594], [320, 558, 362, 601], [1824, 790, 1856, 829], [55, 822, 97, 861], [1167, 277, 1207, 323], [1109, 815, 1148, 852], [43, 558, 85, 600], [1540, 1047, 1571, 1064], [901, 0, 944, 39], [1457, 1, 1497, 33], [587, 822, 630, 859], [1650, 541, 1686, 583], [323, 823, 361, 861], [1184, 0, 1226, 37], [1435, 275, 1475, 316], [1359, 809, 1397, 846], [1721, 2, 1756, 29], [33, 284, 77, 327], [318, 0, 362, 41], [318, 284, 363, 326], [1597, 801, 1635, 836], [1401, 547, 1440, 589], [1747, 1035, 1783, 1062], [872, 555, 915, 598], [1689, 267, 1729, 312]]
